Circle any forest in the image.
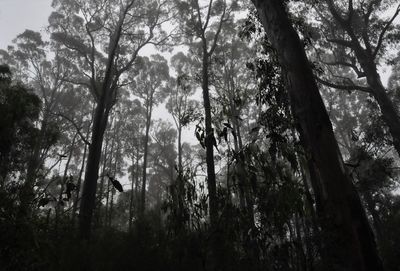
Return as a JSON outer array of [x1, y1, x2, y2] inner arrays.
[[0, 0, 400, 270]]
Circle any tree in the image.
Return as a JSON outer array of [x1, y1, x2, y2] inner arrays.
[[174, 1, 241, 268], [166, 52, 201, 227], [175, 0, 238, 235], [250, 0, 383, 270], [49, 0, 172, 239], [148, 120, 177, 209], [132, 54, 170, 217], [0, 30, 72, 218], [0, 66, 41, 189], [120, 98, 146, 230], [306, 0, 400, 157]]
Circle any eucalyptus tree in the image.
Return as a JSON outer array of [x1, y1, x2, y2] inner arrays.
[[211, 28, 254, 153], [250, 0, 383, 269], [132, 55, 170, 217], [166, 53, 201, 224], [0, 66, 41, 190], [49, 0, 173, 239], [210, 25, 256, 215], [174, 0, 239, 236], [0, 30, 75, 218], [305, 0, 400, 156], [166, 52, 200, 174], [147, 120, 178, 210], [119, 98, 146, 230]]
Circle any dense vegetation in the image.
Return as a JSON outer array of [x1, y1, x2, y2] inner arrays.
[[1, 0, 400, 270]]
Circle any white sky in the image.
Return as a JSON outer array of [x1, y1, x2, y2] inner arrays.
[[0, 0, 398, 187], [0, 0, 53, 49], [0, 0, 395, 141]]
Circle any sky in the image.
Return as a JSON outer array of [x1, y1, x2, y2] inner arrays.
[[0, 0, 198, 175], [0, 0, 53, 49]]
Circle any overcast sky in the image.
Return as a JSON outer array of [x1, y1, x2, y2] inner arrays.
[[0, 0, 53, 49]]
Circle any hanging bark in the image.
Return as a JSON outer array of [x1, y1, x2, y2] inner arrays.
[[251, 0, 383, 270]]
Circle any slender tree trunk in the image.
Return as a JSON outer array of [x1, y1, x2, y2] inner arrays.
[[178, 125, 183, 172], [129, 157, 135, 231], [95, 137, 110, 227], [201, 44, 218, 229], [140, 99, 153, 218], [201, 39, 224, 271], [72, 141, 87, 226], [176, 125, 186, 230], [251, 1, 383, 270], [135, 146, 140, 213], [55, 133, 77, 233], [109, 139, 120, 227]]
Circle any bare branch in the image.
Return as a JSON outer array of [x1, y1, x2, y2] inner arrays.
[[203, 0, 213, 30], [321, 60, 365, 78], [316, 77, 372, 93], [208, 2, 228, 56], [56, 112, 91, 145], [326, 38, 353, 48]]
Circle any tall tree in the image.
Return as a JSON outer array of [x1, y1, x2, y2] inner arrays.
[[250, 0, 383, 270], [133, 55, 169, 217], [0, 30, 72, 218], [0, 66, 41, 190], [166, 53, 200, 225], [307, 0, 400, 156], [175, 0, 237, 233], [49, 0, 172, 239]]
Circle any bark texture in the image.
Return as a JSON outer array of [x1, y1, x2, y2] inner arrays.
[[251, 1, 383, 270]]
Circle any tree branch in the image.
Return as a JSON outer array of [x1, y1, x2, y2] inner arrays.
[[373, 3, 400, 58], [316, 77, 372, 93], [321, 60, 365, 78], [56, 113, 91, 145], [326, 38, 353, 48]]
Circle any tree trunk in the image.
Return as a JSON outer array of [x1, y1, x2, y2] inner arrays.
[[108, 139, 120, 227], [72, 140, 88, 226], [201, 44, 218, 229], [176, 124, 185, 230], [78, 99, 111, 240], [55, 132, 77, 233], [95, 136, 110, 227], [201, 39, 224, 271], [129, 157, 135, 231], [367, 70, 400, 156], [178, 125, 183, 172], [140, 99, 153, 218], [327, 0, 400, 158], [251, 1, 382, 270], [351, 42, 400, 156]]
